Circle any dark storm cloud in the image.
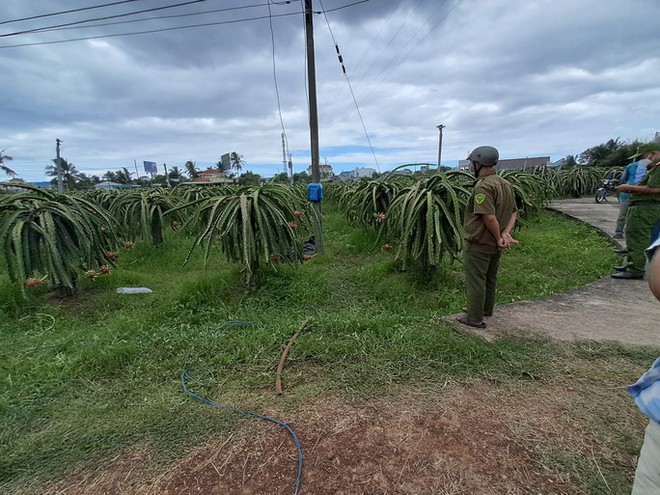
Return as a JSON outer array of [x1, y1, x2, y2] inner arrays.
[[1, 0, 659, 181]]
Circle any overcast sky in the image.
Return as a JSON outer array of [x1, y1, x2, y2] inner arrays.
[[1, 0, 659, 182]]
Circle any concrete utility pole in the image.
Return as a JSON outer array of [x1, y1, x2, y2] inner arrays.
[[436, 124, 445, 170], [55, 138, 63, 193], [304, 0, 323, 253], [304, 0, 320, 184]]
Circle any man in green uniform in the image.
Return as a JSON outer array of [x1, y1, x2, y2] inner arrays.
[[457, 146, 518, 328], [613, 149, 660, 280]]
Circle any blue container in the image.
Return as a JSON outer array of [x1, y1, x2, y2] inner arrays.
[[307, 183, 323, 202]]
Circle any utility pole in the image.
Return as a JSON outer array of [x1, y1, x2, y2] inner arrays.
[[55, 138, 63, 193], [304, 0, 323, 253], [305, 0, 320, 184], [163, 163, 171, 187], [436, 124, 445, 170]]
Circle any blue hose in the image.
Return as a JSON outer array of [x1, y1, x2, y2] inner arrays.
[[181, 368, 303, 495]]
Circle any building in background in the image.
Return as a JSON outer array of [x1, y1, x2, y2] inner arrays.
[[307, 164, 334, 180], [459, 156, 550, 171], [185, 167, 234, 186]]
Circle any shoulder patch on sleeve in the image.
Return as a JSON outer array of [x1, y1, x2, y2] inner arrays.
[[475, 193, 486, 205]]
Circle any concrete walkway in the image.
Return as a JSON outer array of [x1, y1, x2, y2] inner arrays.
[[454, 198, 660, 348]]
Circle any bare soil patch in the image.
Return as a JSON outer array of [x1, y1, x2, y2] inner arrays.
[[38, 374, 645, 495]]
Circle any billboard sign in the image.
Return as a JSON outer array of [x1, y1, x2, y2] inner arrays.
[[220, 153, 231, 171], [143, 161, 158, 174]]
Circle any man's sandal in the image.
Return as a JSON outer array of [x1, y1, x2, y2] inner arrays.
[[456, 315, 486, 329]]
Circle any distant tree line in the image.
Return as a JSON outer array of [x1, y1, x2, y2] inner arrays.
[[3, 138, 658, 190]]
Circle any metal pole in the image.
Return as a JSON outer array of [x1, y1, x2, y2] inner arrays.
[[281, 133, 287, 177], [56, 138, 63, 193], [163, 163, 172, 187], [304, 0, 323, 253], [436, 124, 445, 170]]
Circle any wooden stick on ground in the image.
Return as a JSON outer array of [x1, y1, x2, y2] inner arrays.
[[275, 319, 310, 395]]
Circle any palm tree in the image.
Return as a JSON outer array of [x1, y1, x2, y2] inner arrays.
[[230, 152, 245, 176], [168, 166, 184, 183], [45, 158, 79, 190], [0, 149, 16, 177], [115, 167, 134, 184], [185, 160, 198, 178]]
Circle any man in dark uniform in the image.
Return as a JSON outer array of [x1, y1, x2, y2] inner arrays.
[[457, 146, 518, 328], [613, 148, 660, 279]]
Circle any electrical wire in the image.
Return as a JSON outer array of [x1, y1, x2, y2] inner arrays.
[[266, 0, 290, 169], [0, 0, 210, 38], [318, 0, 380, 172], [0, 11, 298, 49], [0, 0, 144, 26], [181, 367, 303, 495], [0, 0, 370, 49], [350, 0, 403, 74], [29, 3, 270, 35], [358, 0, 462, 102], [351, 0, 426, 84]]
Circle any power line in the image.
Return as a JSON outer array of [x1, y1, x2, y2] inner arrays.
[[333, 0, 460, 121], [350, 0, 403, 73], [359, 0, 462, 102], [352, 0, 426, 84], [0, 11, 298, 49], [266, 0, 290, 162], [0, 0, 371, 49], [0, 0, 144, 26], [318, 0, 380, 172], [29, 3, 271, 35], [0, 0, 210, 38]]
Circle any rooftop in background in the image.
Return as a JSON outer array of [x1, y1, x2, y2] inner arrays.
[[458, 156, 551, 171], [496, 156, 551, 170]]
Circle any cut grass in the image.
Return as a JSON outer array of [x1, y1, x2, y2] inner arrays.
[[0, 204, 645, 494]]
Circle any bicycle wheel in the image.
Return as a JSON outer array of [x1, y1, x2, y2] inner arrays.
[[595, 189, 606, 203]]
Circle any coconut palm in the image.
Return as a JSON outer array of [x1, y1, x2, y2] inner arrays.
[[230, 152, 245, 176], [1, 149, 17, 177], [184, 160, 198, 178], [168, 166, 185, 183], [45, 158, 80, 190]]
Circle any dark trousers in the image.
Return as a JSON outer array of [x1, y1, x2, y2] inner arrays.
[[624, 204, 660, 276], [464, 248, 502, 323]]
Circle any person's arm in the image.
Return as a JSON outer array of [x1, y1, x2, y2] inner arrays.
[[620, 166, 631, 184], [650, 249, 660, 301], [482, 214, 505, 248], [647, 237, 660, 301], [616, 184, 660, 194], [501, 210, 519, 247]]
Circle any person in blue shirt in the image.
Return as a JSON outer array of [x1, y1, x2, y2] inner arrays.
[[614, 150, 651, 239], [629, 235, 660, 493]]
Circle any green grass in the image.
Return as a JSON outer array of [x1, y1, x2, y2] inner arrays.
[[0, 203, 642, 493]]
